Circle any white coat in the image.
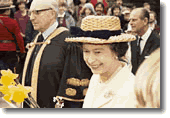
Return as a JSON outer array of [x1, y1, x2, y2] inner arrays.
[[83, 64, 136, 108]]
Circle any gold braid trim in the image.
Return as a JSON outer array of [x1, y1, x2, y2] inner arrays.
[[21, 32, 41, 108], [22, 32, 41, 86], [31, 27, 68, 102], [65, 88, 77, 96], [66, 78, 90, 86], [21, 27, 68, 107], [55, 96, 84, 102]]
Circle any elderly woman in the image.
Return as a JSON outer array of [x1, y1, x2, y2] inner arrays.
[[65, 16, 137, 108], [135, 48, 160, 108]]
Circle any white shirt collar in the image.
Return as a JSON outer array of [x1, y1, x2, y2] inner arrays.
[[58, 12, 65, 18], [42, 20, 58, 40], [141, 27, 152, 41], [138, 27, 152, 54]]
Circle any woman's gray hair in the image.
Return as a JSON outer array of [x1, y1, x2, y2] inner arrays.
[[83, 3, 96, 15]]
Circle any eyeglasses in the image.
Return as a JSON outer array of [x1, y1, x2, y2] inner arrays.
[[28, 8, 52, 17]]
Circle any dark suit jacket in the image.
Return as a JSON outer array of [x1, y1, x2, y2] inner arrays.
[[131, 30, 160, 75]]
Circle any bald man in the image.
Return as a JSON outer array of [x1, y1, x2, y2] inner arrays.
[[21, 0, 71, 108], [129, 8, 160, 74]]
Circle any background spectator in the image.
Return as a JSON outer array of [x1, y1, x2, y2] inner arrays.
[[149, 10, 160, 35], [111, 5, 121, 16], [14, 0, 30, 46], [77, 3, 96, 27], [143, 2, 151, 12], [57, 0, 75, 16], [121, 7, 131, 32], [110, 5, 125, 32], [90, 0, 108, 14], [115, 0, 124, 12], [74, 0, 88, 23], [57, 1, 76, 29], [94, 2, 105, 15]]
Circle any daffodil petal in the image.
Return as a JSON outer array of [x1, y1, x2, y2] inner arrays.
[[3, 94, 12, 103], [0, 76, 15, 86], [1, 69, 18, 79], [1, 70, 9, 76]]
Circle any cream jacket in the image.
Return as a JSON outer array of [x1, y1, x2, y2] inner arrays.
[[83, 64, 136, 108]]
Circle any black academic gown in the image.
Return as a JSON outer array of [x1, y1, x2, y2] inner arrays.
[[23, 30, 70, 108], [131, 30, 160, 75]]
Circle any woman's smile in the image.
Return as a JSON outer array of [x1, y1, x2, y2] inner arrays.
[[89, 63, 103, 70]]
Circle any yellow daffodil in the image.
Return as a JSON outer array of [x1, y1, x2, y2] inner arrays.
[[0, 69, 18, 86], [3, 94, 12, 103], [0, 76, 15, 86], [0, 86, 9, 95], [10, 84, 31, 104], [1, 69, 18, 79], [0, 69, 31, 105], [0, 84, 31, 104]]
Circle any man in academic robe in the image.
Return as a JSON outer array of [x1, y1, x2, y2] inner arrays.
[[22, 0, 92, 108]]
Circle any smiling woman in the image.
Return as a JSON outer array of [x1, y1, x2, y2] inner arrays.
[[65, 16, 137, 108], [82, 42, 128, 82]]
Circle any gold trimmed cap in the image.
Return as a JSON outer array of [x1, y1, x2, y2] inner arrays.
[[65, 16, 136, 44], [0, 0, 15, 10]]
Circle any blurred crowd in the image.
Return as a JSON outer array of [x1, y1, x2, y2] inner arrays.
[[1, 0, 160, 49], [10, 0, 160, 40]]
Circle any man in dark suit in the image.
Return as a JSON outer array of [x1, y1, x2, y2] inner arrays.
[[129, 8, 160, 75]]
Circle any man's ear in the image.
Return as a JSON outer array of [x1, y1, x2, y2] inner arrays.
[[143, 17, 149, 25]]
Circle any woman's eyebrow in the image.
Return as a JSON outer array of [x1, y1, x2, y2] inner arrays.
[[93, 48, 104, 50]]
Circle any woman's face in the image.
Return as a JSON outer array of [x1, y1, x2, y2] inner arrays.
[[113, 8, 120, 16], [18, 3, 26, 11], [83, 44, 117, 76], [58, 5, 66, 14], [85, 8, 92, 16]]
